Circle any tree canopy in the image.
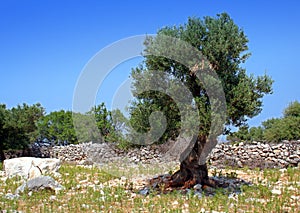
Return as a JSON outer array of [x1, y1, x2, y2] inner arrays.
[[129, 13, 273, 145], [37, 110, 77, 145], [0, 103, 44, 160]]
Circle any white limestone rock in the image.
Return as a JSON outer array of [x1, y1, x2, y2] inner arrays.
[[3, 157, 61, 179]]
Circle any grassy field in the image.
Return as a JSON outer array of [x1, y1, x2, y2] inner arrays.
[[0, 162, 299, 213]]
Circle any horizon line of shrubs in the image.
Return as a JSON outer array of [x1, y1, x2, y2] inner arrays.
[[1, 100, 299, 161], [227, 101, 300, 143]]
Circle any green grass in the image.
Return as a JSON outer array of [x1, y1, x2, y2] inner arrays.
[[0, 163, 299, 212]]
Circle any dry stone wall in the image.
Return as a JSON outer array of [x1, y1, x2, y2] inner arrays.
[[208, 141, 300, 169], [30, 140, 300, 169]]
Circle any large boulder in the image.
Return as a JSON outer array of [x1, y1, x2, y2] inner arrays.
[[3, 157, 61, 179], [15, 175, 64, 194]]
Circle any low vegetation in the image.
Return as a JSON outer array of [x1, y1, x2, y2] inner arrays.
[[228, 101, 300, 143], [0, 163, 299, 212], [0, 102, 124, 160]]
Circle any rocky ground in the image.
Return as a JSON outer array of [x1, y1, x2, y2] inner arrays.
[[1, 160, 299, 212], [1, 140, 299, 212]]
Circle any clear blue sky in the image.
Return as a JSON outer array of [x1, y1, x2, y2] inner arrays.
[[1, 0, 299, 127]]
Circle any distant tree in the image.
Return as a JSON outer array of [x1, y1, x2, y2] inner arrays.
[[37, 103, 122, 145], [111, 109, 128, 135], [91, 103, 114, 139], [0, 104, 8, 160], [72, 112, 101, 143], [227, 125, 264, 142], [249, 126, 264, 141], [262, 118, 287, 142], [5, 103, 45, 148], [263, 101, 300, 142], [129, 13, 273, 187], [110, 109, 134, 149], [91, 103, 119, 142], [227, 125, 251, 142], [283, 101, 300, 118], [72, 103, 122, 144], [228, 101, 300, 143], [0, 103, 44, 161], [37, 110, 77, 145]]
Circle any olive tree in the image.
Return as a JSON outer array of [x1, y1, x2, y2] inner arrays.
[[129, 13, 273, 187]]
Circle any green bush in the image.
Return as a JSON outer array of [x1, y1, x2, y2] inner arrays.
[[227, 101, 300, 143], [263, 117, 300, 142], [0, 103, 44, 160]]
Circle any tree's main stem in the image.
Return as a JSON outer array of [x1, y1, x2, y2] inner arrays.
[[168, 135, 213, 188]]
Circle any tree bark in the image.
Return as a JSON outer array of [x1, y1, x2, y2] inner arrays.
[[168, 135, 214, 188]]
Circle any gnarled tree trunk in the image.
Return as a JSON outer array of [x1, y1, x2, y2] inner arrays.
[[167, 135, 215, 188]]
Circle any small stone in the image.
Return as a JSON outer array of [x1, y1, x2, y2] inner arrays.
[[245, 198, 266, 203], [271, 189, 281, 195], [151, 182, 159, 188], [5, 193, 20, 200], [228, 193, 238, 200], [194, 191, 202, 199], [287, 159, 298, 165], [50, 195, 56, 200], [289, 154, 299, 159], [1, 176, 8, 182], [138, 188, 150, 196], [203, 185, 215, 194], [291, 195, 299, 200], [185, 189, 192, 195], [200, 208, 206, 213], [172, 200, 179, 206], [237, 161, 243, 168], [273, 149, 281, 154], [82, 204, 90, 209], [120, 176, 127, 181], [279, 168, 287, 173], [193, 184, 202, 191], [287, 186, 296, 191], [130, 193, 137, 198]]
